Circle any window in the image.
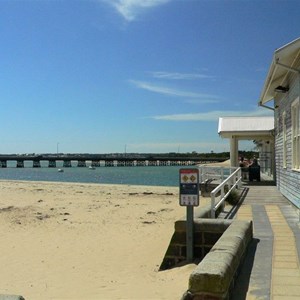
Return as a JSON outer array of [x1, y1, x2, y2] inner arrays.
[[292, 98, 300, 170], [283, 111, 287, 168], [276, 116, 280, 136]]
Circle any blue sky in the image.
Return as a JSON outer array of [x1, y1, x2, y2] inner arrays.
[[0, 0, 299, 154]]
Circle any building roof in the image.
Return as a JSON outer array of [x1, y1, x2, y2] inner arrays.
[[218, 116, 274, 139], [259, 37, 300, 105]]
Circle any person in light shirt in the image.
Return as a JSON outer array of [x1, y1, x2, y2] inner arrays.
[[239, 156, 249, 180]]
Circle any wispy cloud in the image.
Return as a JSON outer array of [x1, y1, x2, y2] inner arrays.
[[129, 80, 219, 103], [150, 71, 214, 80], [150, 108, 273, 122], [103, 0, 171, 21]]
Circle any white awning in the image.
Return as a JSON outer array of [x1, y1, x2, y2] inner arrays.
[[218, 116, 274, 139], [259, 37, 300, 105]]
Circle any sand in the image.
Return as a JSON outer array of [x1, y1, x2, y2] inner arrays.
[[0, 180, 211, 300], [199, 159, 231, 167]]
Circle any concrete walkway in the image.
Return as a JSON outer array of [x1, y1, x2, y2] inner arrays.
[[231, 184, 300, 299]]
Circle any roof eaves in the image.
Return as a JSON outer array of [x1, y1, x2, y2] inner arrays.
[[259, 37, 300, 105], [259, 58, 277, 105]]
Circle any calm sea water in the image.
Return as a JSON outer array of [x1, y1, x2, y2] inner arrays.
[[0, 165, 186, 187]]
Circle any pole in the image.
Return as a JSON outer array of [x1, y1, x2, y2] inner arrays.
[[179, 168, 199, 263], [186, 205, 194, 262]]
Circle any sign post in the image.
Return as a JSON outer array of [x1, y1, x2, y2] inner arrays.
[[179, 168, 200, 262]]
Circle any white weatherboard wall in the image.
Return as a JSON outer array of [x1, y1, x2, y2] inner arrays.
[[259, 37, 300, 209], [274, 60, 300, 208]]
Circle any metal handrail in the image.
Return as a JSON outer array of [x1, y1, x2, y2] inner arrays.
[[210, 167, 242, 218]]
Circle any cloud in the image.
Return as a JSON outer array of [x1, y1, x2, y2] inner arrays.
[[150, 71, 214, 80], [129, 80, 219, 103], [150, 108, 273, 122], [104, 0, 171, 21]]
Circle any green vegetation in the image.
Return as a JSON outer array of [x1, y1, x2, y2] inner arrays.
[[164, 150, 258, 160], [225, 186, 241, 206]]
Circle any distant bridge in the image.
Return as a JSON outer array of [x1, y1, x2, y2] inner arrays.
[[0, 154, 228, 168]]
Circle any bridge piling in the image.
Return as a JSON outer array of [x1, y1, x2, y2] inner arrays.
[[91, 161, 100, 167], [63, 161, 72, 168], [0, 160, 7, 168], [33, 161, 41, 168], [16, 160, 24, 168], [148, 160, 158, 166], [136, 161, 146, 166], [105, 161, 114, 167], [48, 160, 56, 168], [77, 160, 86, 167]]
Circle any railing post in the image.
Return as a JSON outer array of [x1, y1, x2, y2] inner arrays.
[[221, 186, 224, 213], [199, 166, 203, 183], [237, 168, 241, 189], [202, 166, 206, 182], [211, 192, 215, 219], [221, 167, 224, 181]]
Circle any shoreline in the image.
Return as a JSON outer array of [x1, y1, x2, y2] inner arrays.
[[0, 160, 231, 189], [0, 179, 177, 188], [0, 180, 210, 299]]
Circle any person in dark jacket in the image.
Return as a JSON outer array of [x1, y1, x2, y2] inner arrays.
[[248, 156, 260, 181]]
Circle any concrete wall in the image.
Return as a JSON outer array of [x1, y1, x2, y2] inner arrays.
[[182, 219, 253, 300], [159, 216, 231, 270], [159, 204, 227, 270], [159, 203, 253, 299]]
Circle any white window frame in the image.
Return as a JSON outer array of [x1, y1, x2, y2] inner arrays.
[[292, 97, 300, 170], [282, 111, 287, 168], [276, 114, 280, 137]]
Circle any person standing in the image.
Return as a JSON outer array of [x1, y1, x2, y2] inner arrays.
[[239, 156, 248, 180]]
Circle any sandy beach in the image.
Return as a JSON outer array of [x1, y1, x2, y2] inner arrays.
[[0, 180, 211, 300]]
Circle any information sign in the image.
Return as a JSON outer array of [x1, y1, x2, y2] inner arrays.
[[179, 168, 199, 206]]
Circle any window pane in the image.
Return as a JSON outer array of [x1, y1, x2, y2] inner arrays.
[[298, 106, 300, 135], [291, 99, 300, 169], [298, 137, 300, 169]]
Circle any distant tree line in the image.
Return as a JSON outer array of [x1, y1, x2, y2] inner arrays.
[[148, 151, 259, 159]]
